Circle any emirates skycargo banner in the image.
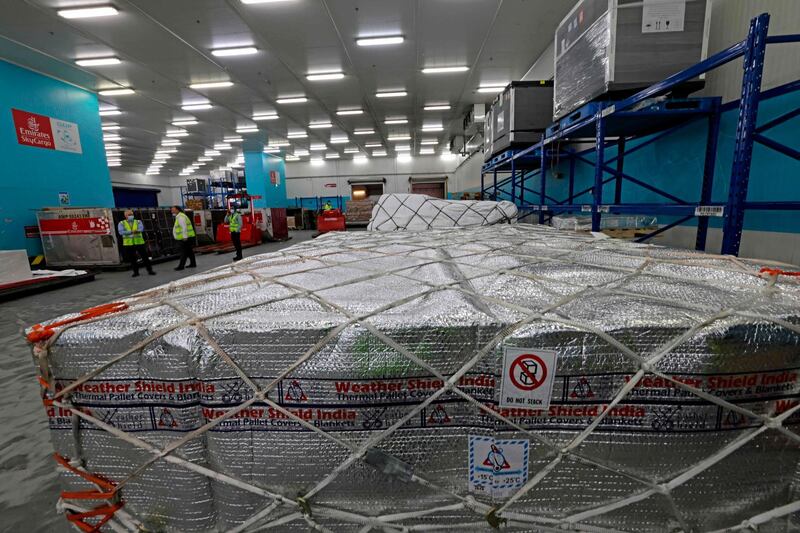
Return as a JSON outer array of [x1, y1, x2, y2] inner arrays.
[[11, 108, 82, 154]]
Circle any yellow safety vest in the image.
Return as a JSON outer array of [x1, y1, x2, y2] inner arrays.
[[174, 212, 196, 240], [122, 220, 145, 246], [228, 212, 242, 233]]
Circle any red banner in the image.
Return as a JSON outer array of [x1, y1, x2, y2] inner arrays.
[[39, 217, 112, 236], [324, 183, 337, 188], [269, 170, 279, 185], [12, 109, 55, 150]]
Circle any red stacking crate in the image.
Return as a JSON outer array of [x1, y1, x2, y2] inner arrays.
[[316, 209, 346, 234]]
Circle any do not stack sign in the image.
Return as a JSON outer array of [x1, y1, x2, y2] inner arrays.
[[500, 347, 558, 409]]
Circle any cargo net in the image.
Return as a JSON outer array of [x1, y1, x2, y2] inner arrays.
[[29, 224, 800, 532], [367, 193, 518, 231]]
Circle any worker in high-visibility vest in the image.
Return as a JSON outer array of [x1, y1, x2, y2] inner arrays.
[[117, 209, 155, 277], [323, 200, 333, 211], [171, 205, 197, 271], [225, 204, 244, 261]]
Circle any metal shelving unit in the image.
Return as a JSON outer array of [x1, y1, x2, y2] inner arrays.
[[481, 13, 800, 256], [180, 177, 247, 209]]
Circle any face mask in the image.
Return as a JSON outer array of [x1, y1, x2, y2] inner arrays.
[[127, 216, 134, 222]]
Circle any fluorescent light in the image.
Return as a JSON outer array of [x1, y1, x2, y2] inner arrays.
[[396, 154, 413, 162], [337, 109, 363, 116], [422, 125, 444, 132], [108, 161, 122, 166], [205, 150, 221, 156], [354, 129, 375, 135], [76, 57, 120, 67], [155, 149, 177, 154], [424, 104, 451, 111], [395, 145, 411, 151], [276, 96, 307, 104], [172, 119, 197, 126], [101, 124, 119, 130], [198, 157, 213, 162], [365, 142, 382, 148], [422, 66, 469, 74], [99, 109, 120, 116], [263, 147, 281, 153], [153, 154, 170, 160], [376, 91, 406, 98], [285, 155, 300, 161], [307, 72, 344, 81], [356, 36, 404, 47], [309, 122, 332, 129], [343, 147, 359, 153], [103, 134, 120, 141], [310, 144, 326, 151], [224, 136, 243, 142], [420, 148, 435, 155], [58, 5, 118, 19], [287, 131, 308, 138], [388, 134, 411, 141], [104, 144, 120, 150], [253, 113, 278, 121], [214, 143, 232, 150], [420, 139, 438, 145], [241, 0, 295, 3], [385, 118, 407, 125], [310, 158, 324, 166], [330, 137, 348, 144], [353, 156, 368, 164], [294, 149, 309, 156], [325, 153, 340, 159], [166, 131, 189, 138], [161, 140, 181, 146], [211, 46, 258, 57], [478, 85, 507, 93], [99, 88, 134, 96], [190, 81, 233, 90], [236, 127, 258, 133], [372, 150, 387, 157], [182, 103, 212, 111]]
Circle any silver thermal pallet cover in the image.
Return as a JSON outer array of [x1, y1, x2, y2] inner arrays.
[[29, 225, 800, 532], [553, 0, 710, 120]]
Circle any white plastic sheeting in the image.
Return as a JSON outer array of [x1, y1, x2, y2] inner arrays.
[[367, 194, 517, 231]]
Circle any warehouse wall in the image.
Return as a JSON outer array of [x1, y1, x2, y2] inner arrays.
[[109, 170, 182, 207], [0, 60, 113, 256], [284, 154, 469, 202]]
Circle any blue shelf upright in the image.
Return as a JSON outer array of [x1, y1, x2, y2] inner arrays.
[[481, 13, 800, 256]]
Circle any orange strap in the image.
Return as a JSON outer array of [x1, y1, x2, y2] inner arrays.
[[760, 267, 800, 278], [27, 302, 128, 343], [65, 503, 124, 533], [55, 454, 122, 532]]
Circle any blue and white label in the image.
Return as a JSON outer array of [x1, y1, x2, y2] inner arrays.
[[469, 435, 529, 498]]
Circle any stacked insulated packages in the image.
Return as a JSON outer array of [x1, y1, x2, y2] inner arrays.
[[553, 0, 710, 119], [30, 224, 800, 532]]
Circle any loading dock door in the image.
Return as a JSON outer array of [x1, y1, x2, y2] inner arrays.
[[410, 181, 445, 198]]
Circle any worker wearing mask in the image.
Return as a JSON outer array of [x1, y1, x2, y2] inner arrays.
[[117, 210, 155, 277], [171, 205, 197, 271], [225, 204, 244, 262], [323, 200, 333, 211]]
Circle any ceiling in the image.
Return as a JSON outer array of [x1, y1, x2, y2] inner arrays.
[[0, 0, 575, 175]]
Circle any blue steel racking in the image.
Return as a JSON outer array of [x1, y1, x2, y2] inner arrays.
[[180, 177, 247, 209], [481, 13, 800, 256]]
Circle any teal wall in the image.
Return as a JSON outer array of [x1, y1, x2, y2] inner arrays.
[[499, 90, 800, 235], [0, 59, 113, 256], [243, 151, 288, 209]]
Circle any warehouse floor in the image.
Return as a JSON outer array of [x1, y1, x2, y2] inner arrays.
[[0, 230, 314, 533]]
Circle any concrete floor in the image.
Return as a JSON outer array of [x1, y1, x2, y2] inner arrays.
[[0, 231, 314, 533]]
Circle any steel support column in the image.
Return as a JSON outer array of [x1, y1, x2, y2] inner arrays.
[[540, 147, 548, 224], [614, 137, 626, 204], [695, 98, 722, 251], [721, 13, 770, 256], [592, 115, 606, 232]]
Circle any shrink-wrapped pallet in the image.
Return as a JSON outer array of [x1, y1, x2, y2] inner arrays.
[[29, 224, 800, 532]]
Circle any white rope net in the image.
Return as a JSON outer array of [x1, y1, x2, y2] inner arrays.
[[30, 224, 800, 532]]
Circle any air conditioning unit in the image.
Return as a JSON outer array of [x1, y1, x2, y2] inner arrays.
[[464, 104, 486, 136], [449, 135, 465, 154]]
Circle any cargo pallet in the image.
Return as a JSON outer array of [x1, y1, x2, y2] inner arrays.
[[481, 13, 800, 256]]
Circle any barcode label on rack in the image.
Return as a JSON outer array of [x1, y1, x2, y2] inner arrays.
[[695, 206, 725, 217], [599, 205, 610, 213], [581, 205, 592, 212]]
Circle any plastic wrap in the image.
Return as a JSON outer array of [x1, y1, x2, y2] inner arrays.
[[29, 224, 800, 532], [367, 194, 518, 231], [552, 214, 658, 231]]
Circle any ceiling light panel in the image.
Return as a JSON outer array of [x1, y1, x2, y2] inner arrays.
[[421, 66, 469, 74], [189, 81, 233, 89], [211, 46, 258, 57], [307, 72, 344, 81], [58, 5, 118, 19], [76, 56, 120, 67], [276, 96, 307, 104], [99, 88, 134, 96], [356, 36, 404, 47], [182, 104, 212, 110], [376, 91, 407, 98], [336, 109, 363, 116], [424, 104, 451, 111], [354, 129, 375, 135]]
